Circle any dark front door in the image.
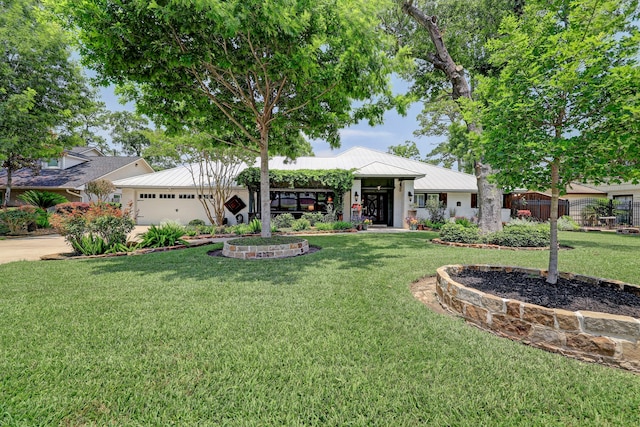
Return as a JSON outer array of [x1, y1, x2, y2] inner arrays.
[[363, 193, 389, 225]]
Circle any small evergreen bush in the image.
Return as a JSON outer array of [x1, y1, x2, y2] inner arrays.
[[332, 221, 354, 230], [315, 222, 333, 231], [485, 224, 550, 247], [273, 213, 294, 229], [439, 223, 482, 244], [188, 219, 206, 226], [0, 207, 38, 234], [302, 212, 324, 226], [292, 218, 311, 231], [454, 217, 475, 228]]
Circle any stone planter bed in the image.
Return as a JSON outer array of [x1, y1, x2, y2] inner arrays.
[[222, 238, 309, 259], [436, 264, 640, 373]]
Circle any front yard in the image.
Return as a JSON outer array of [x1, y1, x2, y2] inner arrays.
[[1, 231, 640, 425]]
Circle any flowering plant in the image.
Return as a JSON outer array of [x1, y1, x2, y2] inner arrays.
[[405, 217, 419, 226], [363, 218, 372, 225], [517, 209, 532, 218]]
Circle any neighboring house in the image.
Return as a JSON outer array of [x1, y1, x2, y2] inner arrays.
[[114, 146, 512, 227], [0, 146, 154, 205]]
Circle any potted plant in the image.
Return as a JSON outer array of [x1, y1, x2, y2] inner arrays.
[[405, 216, 419, 230], [362, 218, 372, 230]]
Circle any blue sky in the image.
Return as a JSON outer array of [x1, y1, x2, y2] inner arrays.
[[97, 79, 446, 159]]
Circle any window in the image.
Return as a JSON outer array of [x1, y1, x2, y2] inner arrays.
[[269, 191, 334, 212], [415, 194, 425, 208], [198, 194, 213, 199], [159, 194, 175, 199], [44, 158, 60, 168], [179, 194, 195, 199], [139, 193, 156, 199], [471, 193, 478, 209]]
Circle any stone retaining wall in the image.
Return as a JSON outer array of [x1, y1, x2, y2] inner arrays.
[[436, 265, 640, 373], [222, 240, 309, 259]]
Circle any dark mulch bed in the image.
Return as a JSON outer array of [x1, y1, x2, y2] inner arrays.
[[451, 270, 640, 318]]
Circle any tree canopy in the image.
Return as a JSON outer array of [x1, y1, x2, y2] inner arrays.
[[477, 0, 640, 283], [58, 0, 400, 236], [1, 0, 93, 206]]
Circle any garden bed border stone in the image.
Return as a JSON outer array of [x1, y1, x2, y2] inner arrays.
[[436, 264, 640, 373]]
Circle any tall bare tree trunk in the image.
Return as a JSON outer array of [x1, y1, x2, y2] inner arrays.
[[259, 128, 272, 238], [401, 1, 502, 233]]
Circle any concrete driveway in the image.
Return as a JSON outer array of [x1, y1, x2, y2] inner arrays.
[[0, 226, 150, 265], [0, 233, 69, 264]]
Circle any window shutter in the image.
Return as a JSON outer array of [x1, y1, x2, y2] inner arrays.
[[439, 193, 447, 206]]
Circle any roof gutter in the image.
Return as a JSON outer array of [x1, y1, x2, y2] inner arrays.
[[65, 189, 82, 200]]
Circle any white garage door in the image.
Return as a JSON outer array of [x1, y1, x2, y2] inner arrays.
[[135, 192, 185, 225]]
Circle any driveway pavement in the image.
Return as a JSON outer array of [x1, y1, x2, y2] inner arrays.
[[0, 225, 409, 265], [0, 226, 150, 265]]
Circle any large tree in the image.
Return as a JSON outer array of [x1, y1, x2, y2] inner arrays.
[[0, 0, 91, 206], [109, 111, 152, 157], [477, 0, 640, 284], [58, 0, 399, 237], [396, 0, 523, 233]]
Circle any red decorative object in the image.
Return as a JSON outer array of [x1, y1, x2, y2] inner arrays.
[[224, 195, 246, 214]]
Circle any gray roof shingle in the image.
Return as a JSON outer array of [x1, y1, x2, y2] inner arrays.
[[0, 156, 144, 189]]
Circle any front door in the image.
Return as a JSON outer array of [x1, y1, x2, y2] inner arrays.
[[363, 193, 389, 225]]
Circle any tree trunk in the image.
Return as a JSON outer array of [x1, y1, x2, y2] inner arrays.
[[259, 130, 272, 238], [401, 1, 502, 233], [547, 158, 560, 285], [3, 167, 12, 208], [475, 159, 503, 233]]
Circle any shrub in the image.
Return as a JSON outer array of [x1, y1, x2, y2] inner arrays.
[[53, 202, 91, 215], [272, 213, 294, 229], [332, 221, 353, 230], [454, 217, 475, 228], [137, 223, 188, 248], [508, 217, 539, 227], [315, 222, 333, 231], [424, 220, 445, 230], [302, 212, 324, 226], [485, 224, 550, 247], [425, 198, 447, 223], [188, 219, 206, 227], [0, 206, 39, 234], [17, 190, 68, 210], [231, 224, 252, 235], [558, 215, 580, 231], [292, 218, 311, 231], [439, 223, 482, 244], [50, 202, 135, 254], [247, 218, 262, 233], [71, 234, 108, 256]]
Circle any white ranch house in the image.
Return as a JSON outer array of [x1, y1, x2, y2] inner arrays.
[[114, 146, 512, 228]]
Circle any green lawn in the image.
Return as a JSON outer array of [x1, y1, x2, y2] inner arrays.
[[1, 231, 640, 425]]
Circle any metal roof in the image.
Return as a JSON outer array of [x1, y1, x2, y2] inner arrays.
[[114, 146, 478, 192]]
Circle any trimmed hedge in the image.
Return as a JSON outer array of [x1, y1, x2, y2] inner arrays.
[[439, 222, 551, 247]]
